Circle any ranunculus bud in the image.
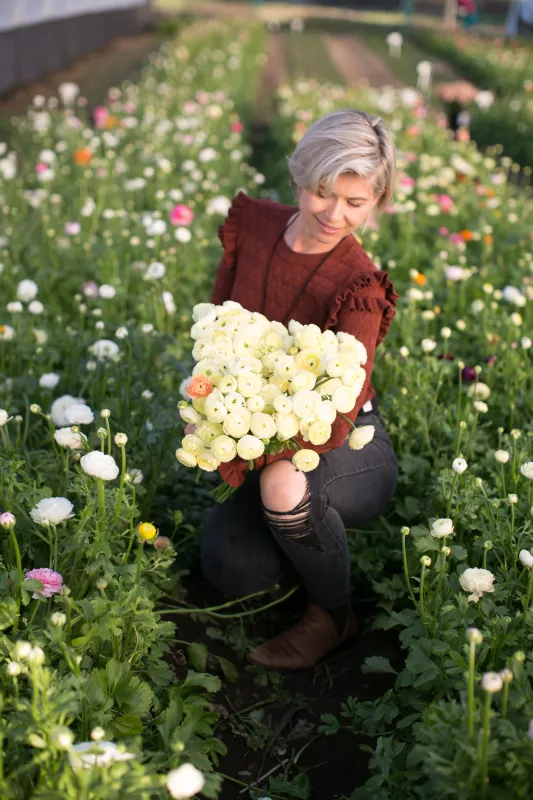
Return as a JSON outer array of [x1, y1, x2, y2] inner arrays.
[[495, 450, 510, 464], [466, 627, 483, 645], [100, 408, 111, 419], [481, 671, 503, 693], [0, 512, 16, 529], [508, 494, 518, 505], [49, 612, 67, 628], [400, 526, 410, 536], [114, 432, 128, 446], [420, 556, 432, 567], [441, 546, 451, 557], [519, 549, 533, 569], [499, 668, 513, 684], [153, 536, 171, 550]]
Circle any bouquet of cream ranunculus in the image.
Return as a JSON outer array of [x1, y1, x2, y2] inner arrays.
[[175, 301, 375, 498]]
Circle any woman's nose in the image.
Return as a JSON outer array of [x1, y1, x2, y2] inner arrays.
[[325, 197, 344, 222]]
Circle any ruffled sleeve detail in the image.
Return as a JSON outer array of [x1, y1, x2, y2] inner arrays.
[[325, 269, 399, 346], [217, 191, 249, 265]]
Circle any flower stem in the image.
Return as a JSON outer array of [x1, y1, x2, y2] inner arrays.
[[467, 640, 476, 744], [419, 564, 429, 636], [502, 681, 509, 718], [446, 472, 459, 518], [9, 527, 23, 634], [402, 534, 418, 611], [113, 445, 126, 524], [157, 582, 301, 619], [521, 567, 533, 644], [480, 692, 492, 798], [135, 541, 144, 586]]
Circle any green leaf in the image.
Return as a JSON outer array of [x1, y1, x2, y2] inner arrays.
[[182, 671, 221, 694], [22, 579, 44, 592], [361, 656, 398, 675], [187, 643, 207, 673], [215, 655, 238, 683], [450, 544, 468, 560], [0, 598, 18, 630], [414, 536, 441, 554], [110, 715, 143, 736], [269, 771, 311, 799]]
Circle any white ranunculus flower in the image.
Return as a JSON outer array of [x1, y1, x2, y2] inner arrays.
[[421, 338, 437, 353], [0, 409, 10, 426], [17, 279, 38, 303], [166, 763, 205, 799], [64, 404, 94, 425], [292, 449, 320, 472], [337, 333, 367, 364], [481, 672, 503, 694], [192, 303, 215, 322], [224, 391, 246, 411], [521, 462, 533, 480], [145, 261, 166, 280], [30, 497, 74, 525], [175, 448, 197, 468], [90, 339, 119, 361], [0, 325, 15, 341], [316, 400, 336, 425], [237, 434, 265, 461], [197, 451, 220, 472], [473, 400, 488, 414], [247, 395, 265, 412], [50, 394, 85, 427], [467, 382, 491, 400], [178, 405, 201, 425], [452, 457, 468, 474], [459, 567, 495, 603], [218, 375, 238, 394], [275, 412, 300, 440], [39, 372, 60, 389], [223, 409, 251, 438], [348, 425, 375, 451], [195, 422, 224, 444], [306, 420, 331, 446], [324, 353, 350, 379], [292, 389, 321, 420], [58, 82, 79, 105], [98, 284, 116, 299], [519, 549, 533, 570], [181, 435, 205, 456], [210, 435, 237, 463], [316, 377, 342, 398], [494, 450, 510, 464], [68, 741, 135, 770], [431, 518, 454, 538], [251, 412, 277, 440], [273, 394, 292, 415], [274, 354, 297, 380], [237, 372, 263, 398], [331, 385, 357, 414], [54, 427, 87, 450], [204, 395, 228, 424], [295, 323, 322, 350], [80, 451, 120, 481], [290, 370, 316, 393]]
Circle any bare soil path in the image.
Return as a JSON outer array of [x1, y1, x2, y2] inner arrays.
[[325, 33, 405, 88]]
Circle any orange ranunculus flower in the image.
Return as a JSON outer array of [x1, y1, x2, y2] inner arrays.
[[187, 375, 213, 399], [460, 229, 473, 242], [74, 148, 93, 166], [414, 273, 427, 286], [486, 189, 496, 198], [484, 235, 493, 245], [105, 115, 118, 129]]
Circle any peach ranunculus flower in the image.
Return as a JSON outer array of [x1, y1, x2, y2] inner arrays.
[[74, 148, 93, 166], [187, 375, 213, 399]]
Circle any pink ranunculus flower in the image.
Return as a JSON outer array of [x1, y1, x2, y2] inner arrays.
[[231, 121, 244, 133], [438, 195, 454, 213], [93, 106, 109, 129], [65, 222, 81, 236], [170, 204, 194, 227], [35, 162, 48, 173], [25, 568, 63, 599], [123, 101, 136, 113], [449, 233, 464, 245], [400, 176, 415, 188], [439, 227, 449, 236], [0, 512, 15, 529]]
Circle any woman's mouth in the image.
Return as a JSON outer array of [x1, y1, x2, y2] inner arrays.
[[317, 218, 343, 235]]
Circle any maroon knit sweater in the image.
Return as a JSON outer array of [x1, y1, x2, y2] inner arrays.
[[211, 192, 399, 486]]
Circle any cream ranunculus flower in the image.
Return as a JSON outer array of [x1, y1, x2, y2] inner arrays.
[[218, 374, 238, 394], [331, 385, 357, 413], [431, 517, 454, 538], [178, 405, 202, 425], [181, 434, 205, 455], [494, 450, 510, 464], [520, 462, 533, 480], [195, 421, 223, 444], [192, 339, 213, 361], [269, 375, 290, 393], [273, 394, 293, 414], [246, 395, 265, 412], [321, 329, 339, 354], [237, 434, 265, 460], [292, 449, 320, 472], [251, 412, 277, 440], [290, 370, 316, 393], [192, 302, 216, 322], [260, 383, 282, 411], [224, 391, 246, 411], [80, 451, 119, 480], [519, 549, 533, 570], [223, 409, 251, 438], [204, 394, 228, 424], [306, 421, 332, 446], [197, 451, 220, 472], [467, 381, 491, 400], [324, 353, 351, 378], [337, 332, 368, 364], [292, 389, 321, 420], [175, 448, 198, 467], [274, 354, 297, 380], [210, 435, 237, 463], [262, 331, 283, 352], [275, 412, 300, 440], [459, 567, 495, 603], [294, 348, 325, 376], [348, 425, 375, 450], [232, 331, 259, 357], [166, 763, 205, 799], [295, 323, 322, 350], [316, 400, 337, 425], [316, 377, 342, 397], [237, 372, 263, 398]]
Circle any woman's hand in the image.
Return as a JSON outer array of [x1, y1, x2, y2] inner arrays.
[[184, 423, 197, 436]]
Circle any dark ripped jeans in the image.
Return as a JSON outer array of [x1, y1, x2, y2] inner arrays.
[[201, 401, 398, 609]]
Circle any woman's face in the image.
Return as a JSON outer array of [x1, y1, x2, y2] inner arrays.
[[297, 173, 380, 246]]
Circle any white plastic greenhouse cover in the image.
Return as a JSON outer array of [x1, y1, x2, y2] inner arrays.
[[0, 0, 148, 32]]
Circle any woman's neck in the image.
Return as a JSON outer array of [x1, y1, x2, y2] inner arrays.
[[283, 213, 338, 255]]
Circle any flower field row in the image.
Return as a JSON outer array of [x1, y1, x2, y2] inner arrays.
[[412, 30, 533, 170], [268, 78, 533, 796], [0, 19, 268, 799]]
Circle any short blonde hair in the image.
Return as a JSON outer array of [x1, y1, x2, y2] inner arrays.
[[287, 109, 396, 215]]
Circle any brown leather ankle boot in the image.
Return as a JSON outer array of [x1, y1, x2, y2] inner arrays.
[[247, 604, 359, 670]]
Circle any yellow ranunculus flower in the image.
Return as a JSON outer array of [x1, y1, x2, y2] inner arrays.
[[348, 425, 375, 450], [182, 434, 204, 455], [307, 421, 332, 446], [197, 451, 220, 472], [295, 348, 325, 376], [292, 449, 320, 472], [210, 435, 237, 463], [175, 448, 198, 468], [138, 522, 158, 541], [237, 434, 265, 460]]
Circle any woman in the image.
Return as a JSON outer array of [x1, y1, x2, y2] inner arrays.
[[200, 109, 399, 670]]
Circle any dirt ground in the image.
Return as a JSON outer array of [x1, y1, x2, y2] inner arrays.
[[325, 34, 405, 88]]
